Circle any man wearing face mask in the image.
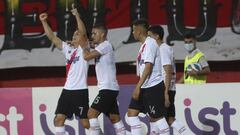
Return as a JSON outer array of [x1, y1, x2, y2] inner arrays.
[[178, 31, 210, 84]]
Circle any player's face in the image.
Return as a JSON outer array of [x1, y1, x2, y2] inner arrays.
[[91, 28, 103, 44], [72, 30, 87, 46], [148, 31, 158, 41], [132, 25, 141, 41]]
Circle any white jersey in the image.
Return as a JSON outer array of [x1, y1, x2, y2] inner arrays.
[[159, 43, 176, 91], [62, 42, 89, 90], [137, 37, 164, 88], [95, 40, 119, 91]]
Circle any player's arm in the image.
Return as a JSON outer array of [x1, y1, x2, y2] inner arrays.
[[138, 63, 153, 87], [160, 47, 172, 95], [132, 62, 153, 100], [163, 65, 172, 92], [81, 41, 110, 61], [82, 47, 101, 61], [71, 4, 87, 36], [39, 13, 62, 49], [163, 64, 172, 107]]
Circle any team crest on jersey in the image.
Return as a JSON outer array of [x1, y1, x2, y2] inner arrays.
[[67, 56, 80, 64], [137, 43, 146, 66]]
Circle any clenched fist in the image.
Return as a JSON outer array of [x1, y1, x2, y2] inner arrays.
[[71, 4, 79, 16], [39, 13, 48, 21]]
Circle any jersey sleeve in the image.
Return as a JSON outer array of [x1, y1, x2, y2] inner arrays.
[[160, 45, 172, 66], [61, 41, 70, 56], [143, 41, 157, 64], [95, 42, 111, 55]]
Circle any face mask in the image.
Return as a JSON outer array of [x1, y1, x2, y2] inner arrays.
[[184, 43, 194, 51]]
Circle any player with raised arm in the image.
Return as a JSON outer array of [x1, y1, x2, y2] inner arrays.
[[39, 5, 90, 135]]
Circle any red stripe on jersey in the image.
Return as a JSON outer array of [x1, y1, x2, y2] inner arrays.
[[137, 43, 146, 62], [66, 49, 77, 77]]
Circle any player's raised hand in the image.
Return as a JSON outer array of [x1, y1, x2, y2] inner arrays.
[[39, 13, 48, 21], [71, 4, 79, 16]]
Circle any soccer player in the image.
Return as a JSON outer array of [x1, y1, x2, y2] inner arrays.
[[148, 25, 190, 135], [127, 19, 170, 135], [39, 6, 90, 135], [178, 31, 210, 84], [79, 23, 126, 135]]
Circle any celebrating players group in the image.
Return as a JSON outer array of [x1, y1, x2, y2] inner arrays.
[[39, 5, 192, 135]]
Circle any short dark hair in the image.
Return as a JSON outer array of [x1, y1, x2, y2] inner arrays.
[[184, 31, 196, 39], [132, 18, 149, 30], [148, 25, 164, 39], [93, 23, 108, 35]]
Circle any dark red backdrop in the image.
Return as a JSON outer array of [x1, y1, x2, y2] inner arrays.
[[0, 0, 233, 34]]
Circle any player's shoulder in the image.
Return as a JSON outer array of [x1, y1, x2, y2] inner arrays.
[[97, 40, 110, 48], [103, 40, 113, 47], [62, 41, 74, 50], [62, 41, 68, 46], [146, 36, 155, 43], [160, 43, 172, 50], [162, 42, 171, 47], [145, 37, 158, 47]]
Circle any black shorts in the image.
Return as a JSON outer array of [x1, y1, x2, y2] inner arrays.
[[128, 90, 146, 113], [55, 89, 89, 119], [129, 81, 166, 118], [91, 90, 120, 116], [166, 91, 176, 117]]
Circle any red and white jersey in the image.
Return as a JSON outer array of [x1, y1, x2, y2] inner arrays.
[[95, 40, 119, 91], [137, 37, 164, 88], [62, 42, 89, 90], [160, 43, 176, 91]]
